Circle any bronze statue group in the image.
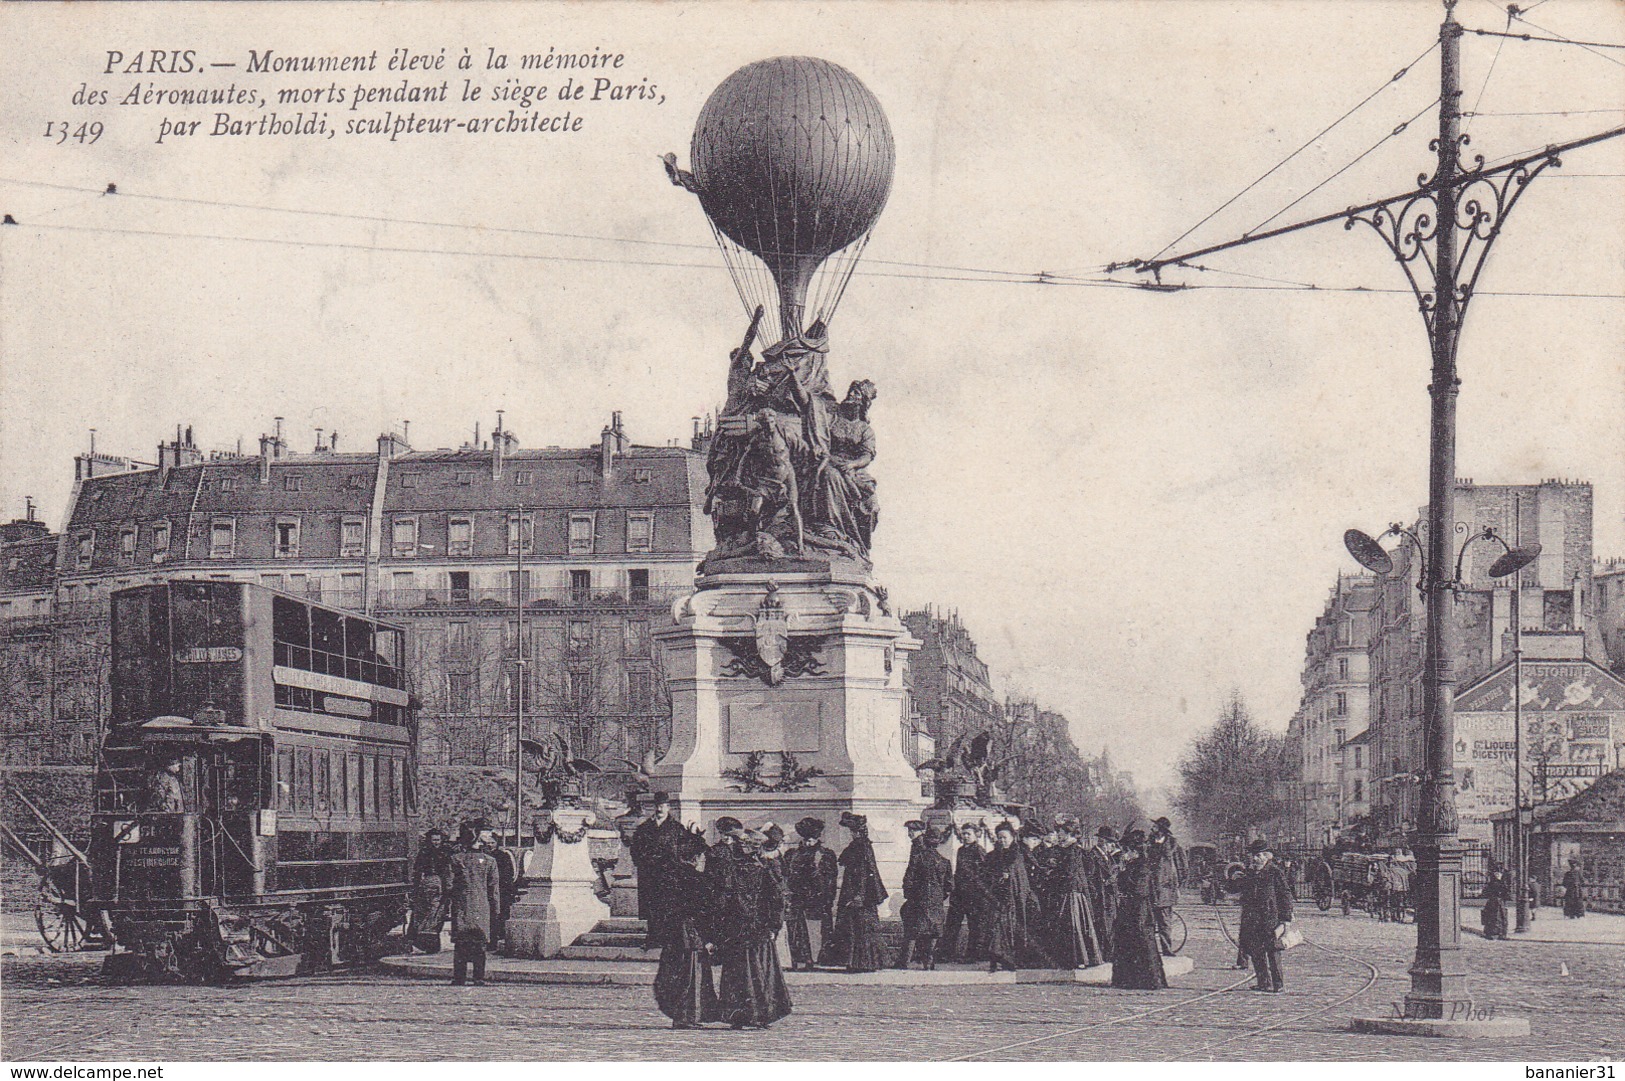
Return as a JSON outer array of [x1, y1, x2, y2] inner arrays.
[[627, 795, 1220, 1030]]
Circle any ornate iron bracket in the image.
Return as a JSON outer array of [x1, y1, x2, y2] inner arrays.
[[1345, 140, 1558, 344]]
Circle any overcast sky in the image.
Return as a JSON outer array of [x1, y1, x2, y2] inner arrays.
[[3, 1, 1621, 797]]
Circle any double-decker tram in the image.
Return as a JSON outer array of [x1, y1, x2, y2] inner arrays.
[[92, 581, 417, 980]]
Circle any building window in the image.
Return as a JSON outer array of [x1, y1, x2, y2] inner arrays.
[[347, 473, 369, 490], [262, 573, 285, 591], [625, 619, 651, 656], [152, 521, 171, 556], [391, 518, 418, 558], [568, 620, 591, 656], [626, 512, 653, 553], [631, 468, 652, 485], [628, 669, 653, 711], [575, 468, 592, 485], [210, 520, 236, 559], [456, 472, 475, 486], [513, 471, 532, 486], [401, 474, 420, 489], [507, 569, 532, 603], [391, 571, 417, 599], [1354, 747, 1363, 769], [1334, 692, 1347, 717], [287, 573, 309, 597], [1338, 658, 1349, 680], [570, 570, 591, 602], [340, 572, 363, 604], [449, 622, 470, 653], [341, 517, 366, 558], [76, 533, 94, 570], [219, 476, 239, 492], [449, 516, 473, 557], [283, 475, 303, 492], [1353, 779, 1364, 801], [628, 568, 650, 603], [507, 513, 535, 556], [275, 517, 301, 559], [120, 527, 138, 562], [449, 671, 474, 712], [566, 669, 591, 710], [449, 570, 471, 603], [568, 513, 595, 555]]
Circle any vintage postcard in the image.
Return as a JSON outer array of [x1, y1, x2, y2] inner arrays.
[[1, 0, 1622, 1068]]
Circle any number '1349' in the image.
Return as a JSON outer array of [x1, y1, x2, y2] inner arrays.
[[44, 121, 103, 144]]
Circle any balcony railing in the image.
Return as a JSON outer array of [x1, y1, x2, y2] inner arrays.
[[374, 585, 680, 611]]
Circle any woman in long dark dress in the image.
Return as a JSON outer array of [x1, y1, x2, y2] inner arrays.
[[1110, 830, 1168, 990], [1050, 823, 1105, 969], [1561, 859, 1587, 919], [984, 821, 1035, 972], [653, 833, 721, 1028], [835, 812, 891, 972], [1481, 864, 1510, 940], [899, 825, 953, 969], [712, 829, 793, 1029]]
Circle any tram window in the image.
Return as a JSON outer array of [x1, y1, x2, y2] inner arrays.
[[369, 756, 382, 817], [335, 753, 348, 815], [388, 758, 402, 817], [345, 617, 375, 682], [374, 628, 404, 687], [294, 748, 313, 814], [348, 752, 363, 818], [315, 750, 332, 814], [272, 596, 311, 669], [276, 750, 293, 811], [311, 609, 344, 676]]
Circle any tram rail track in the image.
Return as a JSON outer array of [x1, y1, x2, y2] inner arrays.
[[949, 903, 1384, 1062]]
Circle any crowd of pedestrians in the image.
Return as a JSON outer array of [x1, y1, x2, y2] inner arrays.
[[407, 800, 1308, 1021]]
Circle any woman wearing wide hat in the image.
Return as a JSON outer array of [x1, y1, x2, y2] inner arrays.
[[834, 811, 890, 972], [1109, 828, 1168, 989], [711, 828, 793, 1029]]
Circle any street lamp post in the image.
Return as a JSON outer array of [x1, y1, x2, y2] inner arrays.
[[1346, 521, 1540, 1013]]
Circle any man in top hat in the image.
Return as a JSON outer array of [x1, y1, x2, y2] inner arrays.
[[785, 817, 838, 971], [447, 822, 503, 986], [631, 792, 691, 950], [1148, 816, 1186, 956], [1238, 839, 1293, 992]]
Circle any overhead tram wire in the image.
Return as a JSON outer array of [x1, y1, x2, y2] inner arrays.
[[1144, 39, 1439, 264], [10, 218, 1621, 300], [0, 174, 1046, 286], [1465, 7, 1515, 140], [1506, 10, 1625, 68], [1121, 122, 1625, 278], [1469, 26, 1625, 51], [1243, 96, 1441, 238]]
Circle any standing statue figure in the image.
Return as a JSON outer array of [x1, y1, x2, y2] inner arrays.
[[703, 317, 880, 568]]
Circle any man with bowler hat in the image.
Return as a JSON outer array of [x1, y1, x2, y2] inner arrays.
[[1238, 839, 1293, 992], [448, 822, 502, 986], [1148, 816, 1185, 955], [630, 791, 689, 949]]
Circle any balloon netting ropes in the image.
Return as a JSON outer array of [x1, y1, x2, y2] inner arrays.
[[707, 218, 874, 341]]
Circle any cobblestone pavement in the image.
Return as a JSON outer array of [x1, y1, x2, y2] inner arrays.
[[3, 906, 1622, 1062]]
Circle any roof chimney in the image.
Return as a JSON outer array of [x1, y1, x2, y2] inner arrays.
[[492, 410, 505, 478], [600, 411, 628, 478]]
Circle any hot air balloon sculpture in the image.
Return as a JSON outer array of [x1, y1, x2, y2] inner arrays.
[[665, 57, 893, 570]]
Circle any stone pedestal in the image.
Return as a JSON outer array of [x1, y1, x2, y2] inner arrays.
[[501, 808, 610, 959], [652, 568, 926, 910]]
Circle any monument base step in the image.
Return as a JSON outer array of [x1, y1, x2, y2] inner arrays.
[[558, 944, 662, 962]]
